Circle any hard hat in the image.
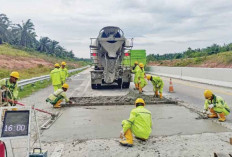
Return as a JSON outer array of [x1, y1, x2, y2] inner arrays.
[[139, 63, 144, 68], [54, 63, 60, 67], [146, 75, 151, 80], [134, 61, 138, 65], [135, 98, 145, 106], [62, 83, 69, 89], [204, 90, 213, 99], [10, 71, 20, 79], [61, 62, 66, 66]]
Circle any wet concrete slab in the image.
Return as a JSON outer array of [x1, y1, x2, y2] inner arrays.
[[41, 104, 231, 142]]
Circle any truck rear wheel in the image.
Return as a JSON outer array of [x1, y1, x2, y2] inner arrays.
[[122, 82, 130, 88], [91, 84, 97, 89]]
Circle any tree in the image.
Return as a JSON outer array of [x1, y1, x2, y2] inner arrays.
[[0, 14, 11, 43], [49, 40, 59, 54], [37, 37, 51, 53], [15, 19, 37, 47]]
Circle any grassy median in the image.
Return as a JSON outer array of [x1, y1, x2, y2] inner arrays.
[[18, 69, 86, 99]]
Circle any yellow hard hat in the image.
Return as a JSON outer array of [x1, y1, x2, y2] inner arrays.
[[61, 62, 66, 66], [10, 71, 20, 79], [146, 75, 151, 80], [134, 61, 138, 65], [62, 83, 69, 89], [135, 98, 145, 106], [204, 90, 213, 99], [139, 63, 144, 68], [54, 63, 60, 67]]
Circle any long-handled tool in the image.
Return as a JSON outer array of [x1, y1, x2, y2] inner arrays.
[[3, 98, 61, 129]]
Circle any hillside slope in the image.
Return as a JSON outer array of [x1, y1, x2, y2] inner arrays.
[[0, 44, 87, 79], [148, 51, 232, 68]]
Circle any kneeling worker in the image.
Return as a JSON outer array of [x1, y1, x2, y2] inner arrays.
[[146, 75, 164, 99], [120, 98, 152, 147], [46, 83, 72, 108], [203, 90, 230, 122]]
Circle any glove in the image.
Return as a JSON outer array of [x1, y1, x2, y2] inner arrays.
[[202, 109, 207, 114], [120, 130, 124, 139], [208, 104, 214, 109]]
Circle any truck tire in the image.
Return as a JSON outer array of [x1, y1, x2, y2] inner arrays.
[[122, 82, 130, 88], [97, 84, 101, 89], [91, 84, 97, 89], [117, 79, 122, 88]]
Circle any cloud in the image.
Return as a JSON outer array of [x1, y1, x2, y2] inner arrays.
[[1, 0, 232, 57]]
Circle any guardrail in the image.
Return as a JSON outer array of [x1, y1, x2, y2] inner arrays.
[[18, 66, 89, 88], [146, 66, 232, 88]]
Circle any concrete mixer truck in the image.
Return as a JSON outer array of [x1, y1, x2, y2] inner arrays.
[[90, 26, 133, 89]]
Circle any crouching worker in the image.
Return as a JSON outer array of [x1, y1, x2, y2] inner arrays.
[[146, 75, 164, 99], [46, 83, 72, 108], [120, 98, 152, 147], [203, 90, 230, 122]]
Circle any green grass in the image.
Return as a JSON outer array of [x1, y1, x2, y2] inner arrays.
[[0, 44, 89, 79], [18, 79, 52, 99], [18, 68, 86, 99], [150, 51, 232, 67]]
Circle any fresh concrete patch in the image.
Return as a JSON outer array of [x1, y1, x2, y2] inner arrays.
[[41, 104, 231, 143], [68, 90, 177, 106]]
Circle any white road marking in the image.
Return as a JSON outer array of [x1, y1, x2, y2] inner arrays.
[[51, 143, 64, 157]]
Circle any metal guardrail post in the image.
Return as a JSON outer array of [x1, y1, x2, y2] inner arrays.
[[18, 66, 89, 88]]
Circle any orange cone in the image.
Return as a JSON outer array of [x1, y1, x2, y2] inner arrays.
[[169, 78, 174, 93]]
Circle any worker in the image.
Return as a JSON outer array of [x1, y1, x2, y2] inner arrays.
[[138, 63, 147, 94], [0, 71, 19, 106], [131, 61, 140, 90], [146, 75, 164, 99], [50, 63, 62, 91], [60, 61, 68, 84], [203, 90, 230, 122], [120, 98, 152, 147], [46, 83, 72, 108]]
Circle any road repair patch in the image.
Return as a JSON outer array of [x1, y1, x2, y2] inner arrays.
[[68, 90, 177, 106]]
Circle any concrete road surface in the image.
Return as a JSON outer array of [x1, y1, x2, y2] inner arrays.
[[143, 75, 232, 122], [41, 68, 231, 143]]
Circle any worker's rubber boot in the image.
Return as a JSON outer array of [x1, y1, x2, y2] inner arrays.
[[218, 113, 226, 122], [139, 84, 142, 94], [155, 91, 159, 97], [134, 84, 138, 90], [160, 93, 163, 99], [53, 100, 62, 108], [120, 129, 133, 147], [208, 108, 218, 118]]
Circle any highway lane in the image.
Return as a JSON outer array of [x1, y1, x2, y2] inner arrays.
[[143, 75, 232, 122]]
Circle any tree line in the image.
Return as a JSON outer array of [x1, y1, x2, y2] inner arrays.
[[147, 43, 232, 62], [0, 13, 89, 61]]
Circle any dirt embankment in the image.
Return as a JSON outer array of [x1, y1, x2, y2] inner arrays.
[[0, 54, 53, 70]]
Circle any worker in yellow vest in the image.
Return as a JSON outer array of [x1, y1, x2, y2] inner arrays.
[[120, 98, 152, 147], [203, 90, 230, 122], [50, 63, 62, 91], [46, 83, 72, 108], [146, 75, 164, 99], [131, 61, 140, 90], [137, 63, 147, 94], [60, 61, 68, 84], [0, 71, 19, 106]]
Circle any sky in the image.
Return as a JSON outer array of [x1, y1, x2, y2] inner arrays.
[[1, 0, 232, 58]]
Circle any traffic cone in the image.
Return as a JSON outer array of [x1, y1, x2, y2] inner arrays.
[[169, 78, 174, 93]]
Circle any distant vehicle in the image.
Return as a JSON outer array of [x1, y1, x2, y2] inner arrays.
[[123, 49, 146, 67], [90, 26, 133, 89]]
